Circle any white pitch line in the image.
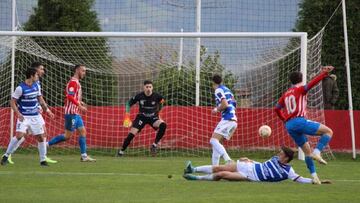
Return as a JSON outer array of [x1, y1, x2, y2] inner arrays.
[[334, 179, 360, 182], [0, 171, 360, 183], [0, 171, 165, 177]]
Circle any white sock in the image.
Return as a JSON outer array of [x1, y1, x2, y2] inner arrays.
[[12, 136, 25, 153], [212, 148, 221, 165], [38, 141, 47, 162], [5, 137, 20, 156], [197, 174, 214, 181], [313, 148, 321, 156], [210, 138, 231, 162], [194, 165, 213, 174], [311, 172, 318, 178], [81, 153, 88, 158]]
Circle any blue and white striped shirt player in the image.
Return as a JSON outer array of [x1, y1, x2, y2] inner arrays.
[[12, 81, 41, 116], [253, 156, 300, 182], [214, 85, 237, 121]]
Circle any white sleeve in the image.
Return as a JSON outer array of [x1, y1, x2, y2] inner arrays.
[[12, 86, 22, 99], [288, 167, 312, 184], [215, 88, 226, 101], [37, 83, 42, 96]]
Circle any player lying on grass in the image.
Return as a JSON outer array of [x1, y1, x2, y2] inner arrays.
[[274, 66, 334, 184], [183, 146, 331, 184]]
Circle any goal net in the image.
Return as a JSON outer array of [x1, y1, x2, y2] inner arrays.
[[0, 31, 332, 158]]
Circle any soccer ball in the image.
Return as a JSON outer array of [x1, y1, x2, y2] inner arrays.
[[259, 125, 271, 137]]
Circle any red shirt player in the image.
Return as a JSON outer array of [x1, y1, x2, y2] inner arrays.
[[47, 64, 95, 162], [274, 66, 335, 184]]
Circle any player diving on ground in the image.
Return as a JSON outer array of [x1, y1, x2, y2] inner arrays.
[[183, 146, 331, 184]]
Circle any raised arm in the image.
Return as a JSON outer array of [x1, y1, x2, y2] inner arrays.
[[304, 66, 334, 92]]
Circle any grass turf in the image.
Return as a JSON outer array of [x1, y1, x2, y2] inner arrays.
[[0, 154, 359, 203]]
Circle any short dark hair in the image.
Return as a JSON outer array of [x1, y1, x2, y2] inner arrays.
[[31, 62, 43, 69], [281, 146, 295, 163], [73, 64, 85, 73], [25, 67, 38, 79], [289, 71, 303, 85], [144, 80, 153, 85], [212, 74, 222, 85]]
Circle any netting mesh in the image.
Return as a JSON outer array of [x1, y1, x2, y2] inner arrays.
[[0, 0, 335, 158], [0, 31, 332, 158]]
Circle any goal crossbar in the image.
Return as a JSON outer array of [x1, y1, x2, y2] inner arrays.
[[0, 31, 307, 38]]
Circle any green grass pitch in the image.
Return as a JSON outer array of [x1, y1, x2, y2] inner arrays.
[[0, 154, 360, 203]]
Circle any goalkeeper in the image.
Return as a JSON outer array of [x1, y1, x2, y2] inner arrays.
[[117, 80, 166, 156]]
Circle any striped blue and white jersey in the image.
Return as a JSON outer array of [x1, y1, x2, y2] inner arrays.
[[12, 82, 41, 116], [36, 80, 42, 96], [253, 156, 300, 182], [214, 85, 237, 121]]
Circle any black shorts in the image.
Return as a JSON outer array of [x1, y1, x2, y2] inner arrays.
[[132, 114, 160, 132]]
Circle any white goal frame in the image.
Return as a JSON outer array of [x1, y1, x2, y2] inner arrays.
[[0, 31, 310, 159]]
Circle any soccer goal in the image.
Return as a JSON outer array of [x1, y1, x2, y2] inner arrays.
[[0, 31, 332, 158]]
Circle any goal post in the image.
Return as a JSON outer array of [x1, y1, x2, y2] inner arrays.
[[0, 31, 330, 159]]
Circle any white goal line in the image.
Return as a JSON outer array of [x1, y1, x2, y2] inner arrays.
[[0, 171, 359, 182]]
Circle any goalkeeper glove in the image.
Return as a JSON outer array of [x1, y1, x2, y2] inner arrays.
[[123, 113, 132, 128]]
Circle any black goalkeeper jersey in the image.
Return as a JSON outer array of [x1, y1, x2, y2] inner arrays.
[[129, 92, 164, 117]]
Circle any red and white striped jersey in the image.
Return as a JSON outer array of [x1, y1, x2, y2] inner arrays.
[[64, 77, 82, 115], [276, 85, 308, 121], [275, 71, 328, 122]]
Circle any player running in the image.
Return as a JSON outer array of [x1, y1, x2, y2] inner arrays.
[[7, 62, 57, 164], [274, 66, 334, 184], [117, 80, 166, 156], [210, 74, 237, 165], [47, 65, 95, 162], [1, 68, 51, 166], [183, 146, 331, 184]]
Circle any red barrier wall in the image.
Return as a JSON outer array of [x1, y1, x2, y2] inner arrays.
[[0, 107, 358, 152]]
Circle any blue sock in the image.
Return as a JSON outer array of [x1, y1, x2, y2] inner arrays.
[[48, 134, 66, 146], [78, 136, 87, 154], [316, 134, 331, 152], [305, 156, 316, 174]]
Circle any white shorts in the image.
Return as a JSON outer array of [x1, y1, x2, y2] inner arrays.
[[38, 114, 45, 126], [236, 161, 258, 181], [214, 120, 237, 140], [16, 115, 45, 136]]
